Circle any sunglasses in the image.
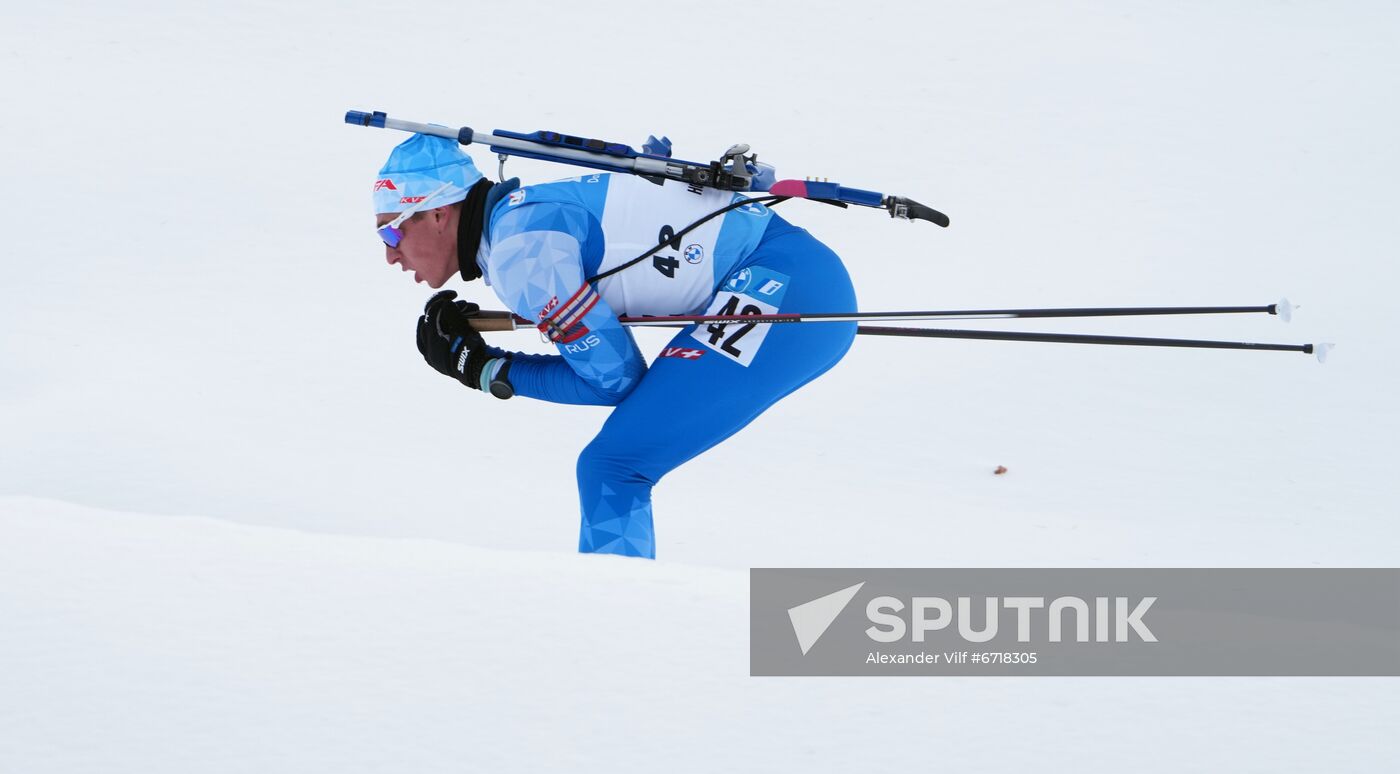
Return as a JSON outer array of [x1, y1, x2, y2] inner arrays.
[[377, 180, 458, 248]]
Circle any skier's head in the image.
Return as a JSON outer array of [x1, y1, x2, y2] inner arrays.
[[372, 133, 484, 288]]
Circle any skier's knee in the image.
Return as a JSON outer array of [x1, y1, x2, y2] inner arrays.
[[577, 440, 652, 487]]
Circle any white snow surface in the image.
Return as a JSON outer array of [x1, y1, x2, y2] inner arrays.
[[2, 1, 1398, 771]]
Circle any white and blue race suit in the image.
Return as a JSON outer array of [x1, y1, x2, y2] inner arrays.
[[479, 172, 857, 558]]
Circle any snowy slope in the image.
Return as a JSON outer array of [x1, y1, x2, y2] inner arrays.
[[2, 0, 1398, 770], [3, 496, 1395, 773]]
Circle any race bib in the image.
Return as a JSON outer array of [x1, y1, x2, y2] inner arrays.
[[690, 266, 791, 367]]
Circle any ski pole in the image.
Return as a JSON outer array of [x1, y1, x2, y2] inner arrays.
[[461, 311, 1327, 360], [611, 301, 1291, 327], [463, 301, 1293, 330], [853, 326, 1331, 361]]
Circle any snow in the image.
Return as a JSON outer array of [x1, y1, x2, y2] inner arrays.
[[2, 0, 1398, 770], [4, 496, 1396, 772]]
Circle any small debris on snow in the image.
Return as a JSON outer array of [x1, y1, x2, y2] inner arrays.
[[994, 465, 1008, 475]]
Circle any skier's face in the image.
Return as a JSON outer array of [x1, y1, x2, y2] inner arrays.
[[376, 204, 459, 288]]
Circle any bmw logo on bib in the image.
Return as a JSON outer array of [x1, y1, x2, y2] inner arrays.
[[724, 267, 752, 293], [684, 244, 704, 264]]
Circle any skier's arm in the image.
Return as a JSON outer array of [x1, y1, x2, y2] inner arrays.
[[485, 203, 646, 406]]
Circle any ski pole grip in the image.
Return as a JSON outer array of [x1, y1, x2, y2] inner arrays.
[[465, 310, 523, 333]]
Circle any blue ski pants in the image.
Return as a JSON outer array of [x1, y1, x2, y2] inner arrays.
[[576, 216, 857, 558]]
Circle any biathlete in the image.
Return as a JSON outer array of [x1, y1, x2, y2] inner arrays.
[[372, 133, 857, 558]]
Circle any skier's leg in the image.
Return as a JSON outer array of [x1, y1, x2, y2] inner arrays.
[[576, 222, 857, 558]]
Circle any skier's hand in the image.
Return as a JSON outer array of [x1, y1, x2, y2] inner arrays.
[[416, 290, 490, 389]]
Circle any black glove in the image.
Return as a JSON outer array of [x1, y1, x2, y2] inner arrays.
[[415, 290, 514, 398]]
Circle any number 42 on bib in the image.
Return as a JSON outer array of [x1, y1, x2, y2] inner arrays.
[[691, 267, 791, 367]]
